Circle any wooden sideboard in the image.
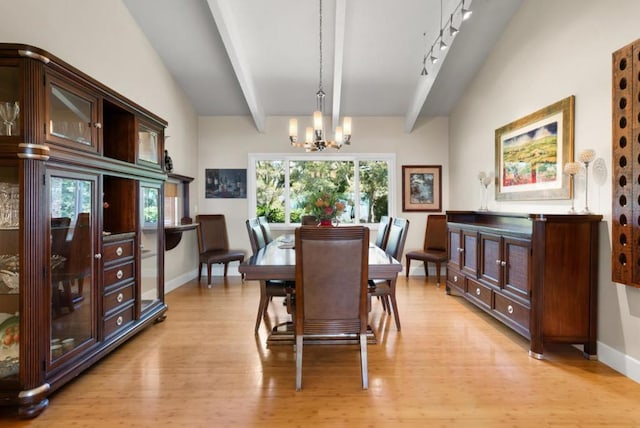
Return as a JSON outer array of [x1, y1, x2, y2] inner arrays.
[[446, 211, 601, 359]]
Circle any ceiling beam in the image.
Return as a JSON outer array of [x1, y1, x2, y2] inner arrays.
[[206, 0, 265, 132], [331, 0, 346, 131]]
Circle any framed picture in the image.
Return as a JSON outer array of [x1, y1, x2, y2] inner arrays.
[[495, 95, 574, 201], [402, 165, 442, 212], [205, 169, 247, 199]]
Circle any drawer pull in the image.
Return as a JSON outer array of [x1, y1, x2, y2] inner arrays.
[[507, 305, 514, 314], [501, 261, 507, 267], [116, 270, 124, 280], [116, 316, 123, 326], [457, 247, 464, 253], [453, 275, 458, 282], [116, 292, 124, 303], [496, 259, 501, 265], [116, 246, 123, 256], [475, 287, 481, 296]]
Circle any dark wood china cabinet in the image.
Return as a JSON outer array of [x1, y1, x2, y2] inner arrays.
[[0, 44, 168, 417], [446, 211, 601, 359]]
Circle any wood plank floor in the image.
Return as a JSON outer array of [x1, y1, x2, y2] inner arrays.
[[2, 275, 640, 427]]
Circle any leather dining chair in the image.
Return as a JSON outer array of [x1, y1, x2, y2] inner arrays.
[[258, 216, 273, 244], [294, 226, 370, 391], [374, 215, 391, 249], [196, 214, 245, 287], [405, 214, 448, 286], [368, 217, 409, 331], [246, 218, 293, 332]]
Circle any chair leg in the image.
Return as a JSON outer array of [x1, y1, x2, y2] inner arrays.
[[296, 335, 303, 391], [198, 262, 203, 283], [207, 264, 212, 286], [223, 262, 229, 277], [360, 332, 368, 390], [255, 295, 268, 332], [435, 261, 442, 287], [405, 256, 411, 277]]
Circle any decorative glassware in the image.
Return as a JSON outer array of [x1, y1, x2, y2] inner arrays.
[[477, 171, 491, 211], [579, 149, 596, 214], [563, 161, 581, 214], [0, 101, 19, 136]]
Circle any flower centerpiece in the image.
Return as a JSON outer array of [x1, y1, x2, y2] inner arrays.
[[305, 190, 345, 226]]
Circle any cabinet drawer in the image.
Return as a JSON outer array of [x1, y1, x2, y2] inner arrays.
[[466, 278, 492, 309], [447, 268, 465, 293], [104, 261, 134, 288], [103, 239, 134, 264], [104, 304, 134, 338], [494, 293, 530, 332], [103, 283, 135, 315]]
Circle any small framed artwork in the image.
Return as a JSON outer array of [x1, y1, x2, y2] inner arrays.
[[495, 95, 574, 201], [205, 169, 247, 199], [402, 165, 442, 212]]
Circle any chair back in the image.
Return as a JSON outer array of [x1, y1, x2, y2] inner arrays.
[[67, 212, 92, 275], [258, 216, 273, 244], [51, 217, 71, 257], [196, 214, 230, 253], [246, 217, 267, 253], [374, 215, 391, 249], [385, 217, 410, 260], [424, 214, 447, 251], [301, 215, 318, 226], [295, 226, 369, 335]]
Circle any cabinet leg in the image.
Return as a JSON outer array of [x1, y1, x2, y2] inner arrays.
[[17, 398, 48, 419]]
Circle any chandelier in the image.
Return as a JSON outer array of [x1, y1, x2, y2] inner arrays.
[[289, 0, 352, 151]]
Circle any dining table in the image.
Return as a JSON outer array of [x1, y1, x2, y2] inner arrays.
[[239, 233, 402, 346]]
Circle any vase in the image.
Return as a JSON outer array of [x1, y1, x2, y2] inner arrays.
[[319, 219, 333, 227]]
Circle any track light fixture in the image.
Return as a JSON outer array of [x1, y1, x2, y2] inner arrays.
[[419, 0, 472, 76]]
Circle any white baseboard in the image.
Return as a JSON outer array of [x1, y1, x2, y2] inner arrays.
[[597, 341, 640, 384], [165, 269, 199, 294]]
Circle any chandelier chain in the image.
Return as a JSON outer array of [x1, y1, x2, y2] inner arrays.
[[318, 0, 323, 94]]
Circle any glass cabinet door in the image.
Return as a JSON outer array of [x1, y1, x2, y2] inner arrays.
[[140, 182, 161, 312], [138, 124, 159, 165], [46, 75, 98, 152], [49, 172, 97, 363], [0, 64, 21, 137], [0, 164, 20, 382]]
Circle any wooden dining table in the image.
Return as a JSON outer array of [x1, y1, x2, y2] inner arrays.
[[239, 233, 402, 345]]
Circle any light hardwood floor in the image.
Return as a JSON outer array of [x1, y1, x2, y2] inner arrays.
[[2, 275, 640, 427]]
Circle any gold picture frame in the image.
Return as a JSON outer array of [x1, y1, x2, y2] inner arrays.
[[495, 95, 574, 201], [402, 165, 442, 212]]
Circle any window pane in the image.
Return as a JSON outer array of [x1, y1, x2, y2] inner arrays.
[[256, 160, 286, 223], [289, 160, 355, 224], [359, 160, 389, 223]]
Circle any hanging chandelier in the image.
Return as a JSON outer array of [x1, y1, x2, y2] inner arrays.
[[289, 0, 352, 151]]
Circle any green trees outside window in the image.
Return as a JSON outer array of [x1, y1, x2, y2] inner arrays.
[[253, 156, 391, 224]]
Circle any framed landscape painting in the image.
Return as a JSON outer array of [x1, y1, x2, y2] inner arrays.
[[402, 165, 442, 212], [495, 95, 574, 201]]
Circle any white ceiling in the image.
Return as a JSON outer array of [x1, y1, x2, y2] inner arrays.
[[123, 0, 522, 132]]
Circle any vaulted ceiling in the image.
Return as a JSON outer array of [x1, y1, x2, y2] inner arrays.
[[123, 0, 522, 132]]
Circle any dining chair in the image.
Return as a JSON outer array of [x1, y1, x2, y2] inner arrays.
[[405, 214, 448, 286], [368, 217, 409, 331], [246, 218, 293, 332], [258, 216, 273, 244], [374, 215, 391, 249], [294, 226, 370, 391], [196, 214, 245, 286]]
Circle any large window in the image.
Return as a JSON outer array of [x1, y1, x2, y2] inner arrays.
[[249, 154, 395, 225]]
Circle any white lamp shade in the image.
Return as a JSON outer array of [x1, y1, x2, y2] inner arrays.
[[305, 127, 313, 143], [313, 111, 323, 131], [343, 117, 352, 135], [335, 126, 343, 144], [289, 118, 298, 137]]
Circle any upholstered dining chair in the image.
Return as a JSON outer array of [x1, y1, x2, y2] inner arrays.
[[374, 215, 391, 249], [294, 226, 370, 391], [405, 214, 448, 286], [245, 218, 292, 332], [368, 217, 409, 331], [258, 216, 273, 244], [196, 214, 245, 287]]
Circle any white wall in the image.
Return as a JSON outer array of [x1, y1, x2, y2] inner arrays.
[[450, 0, 640, 381], [0, 0, 200, 291], [197, 114, 450, 273]]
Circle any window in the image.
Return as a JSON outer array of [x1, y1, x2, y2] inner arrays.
[[249, 153, 395, 225]]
